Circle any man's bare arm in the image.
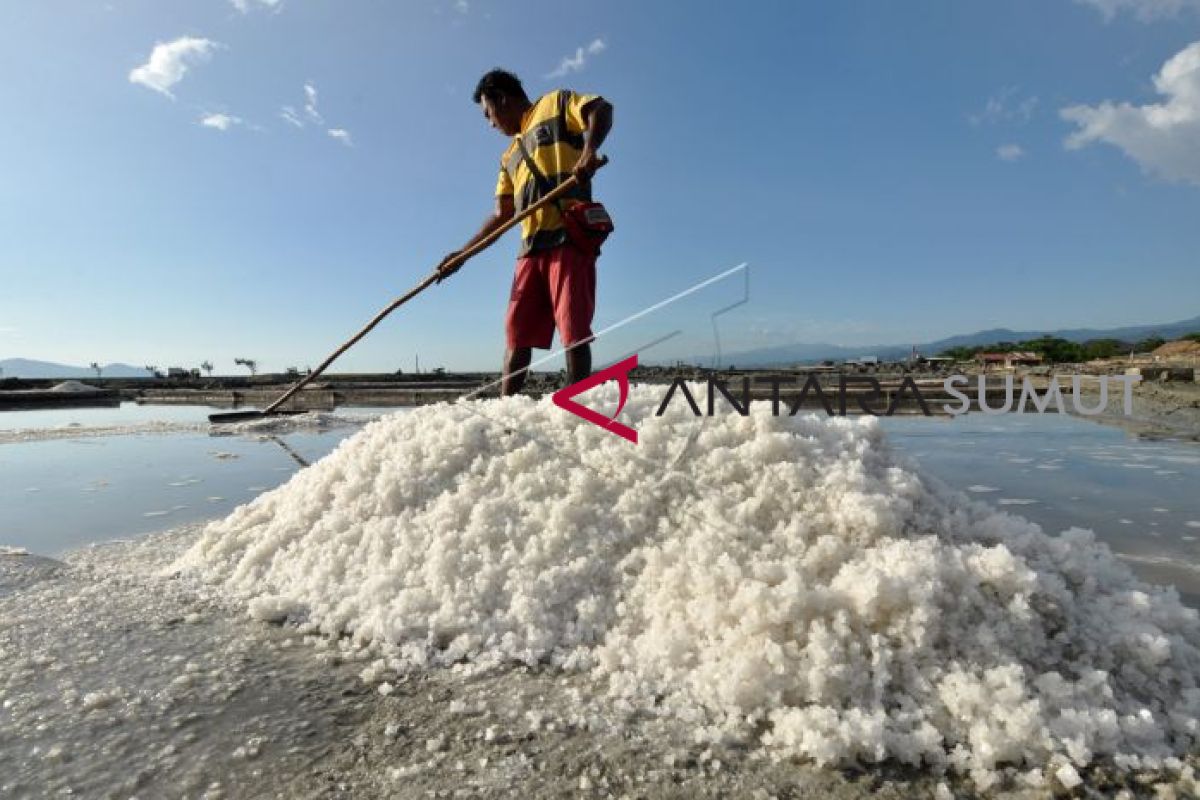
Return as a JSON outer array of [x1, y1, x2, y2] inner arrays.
[[575, 98, 613, 178], [435, 194, 515, 282], [468, 194, 517, 248]]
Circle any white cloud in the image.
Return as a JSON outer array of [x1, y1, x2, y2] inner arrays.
[[969, 87, 1038, 126], [282, 84, 350, 144], [454, 0, 469, 13], [230, 0, 283, 13], [1075, 0, 1200, 21], [199, 113, 241, 131], [304, 83, 323, 123], [997, 143, 1026, 161], [129, 37, 218, 98], [279, 106, 304, 128], [1061, 41, 1200, 185], [546, 38, 607, 79]]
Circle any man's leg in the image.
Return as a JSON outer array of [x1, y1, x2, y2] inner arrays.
[[503, 254, 554, 396], [565, 340, 591, 385], [502, 347, 532, 396], [549, 245, 597, 388]]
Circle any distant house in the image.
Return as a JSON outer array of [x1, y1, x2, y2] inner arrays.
[[974, 351, 1043, 370], [1006, 351, 1043, 368], [167, 367, 187, 378]]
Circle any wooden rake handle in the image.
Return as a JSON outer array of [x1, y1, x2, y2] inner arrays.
[[262, 157, 608, 415]]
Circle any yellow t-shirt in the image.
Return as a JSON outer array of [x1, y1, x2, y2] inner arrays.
[[495, 89, 600, 255]]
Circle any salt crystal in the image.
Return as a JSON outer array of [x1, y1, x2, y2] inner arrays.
[[81, 691, 116, 711], [1055, 763, 1082, 790]]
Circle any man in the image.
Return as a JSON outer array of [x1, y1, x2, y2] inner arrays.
[[436, 69, 613, 396]]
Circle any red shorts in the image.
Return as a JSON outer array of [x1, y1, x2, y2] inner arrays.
[[505, 244, 596, 350]]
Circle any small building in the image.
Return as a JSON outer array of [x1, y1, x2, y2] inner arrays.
[[166, 367, 188, 378], [924, 356, 955, 371], [974, 351, 1044, 370], [1005, 351, 1043, 368], [974, 353, 1007, 370]]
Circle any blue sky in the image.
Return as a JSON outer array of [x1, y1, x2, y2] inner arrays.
[[1, 0, 1198, 374]]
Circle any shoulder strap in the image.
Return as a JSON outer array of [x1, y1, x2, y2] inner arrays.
[[514, 136, 554, 196], [556, 88, 570, 129], [515, 135, 570, 221], [515, 91, 583, 210]]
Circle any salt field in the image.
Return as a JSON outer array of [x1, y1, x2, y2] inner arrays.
[[3, 392, 1200, 797], [8, 3, 1199, 797]]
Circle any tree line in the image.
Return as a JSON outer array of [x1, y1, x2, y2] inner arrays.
[[938, 332, 1200, 364]]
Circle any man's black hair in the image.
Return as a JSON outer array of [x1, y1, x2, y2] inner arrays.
[[472, 69, 527, 105]]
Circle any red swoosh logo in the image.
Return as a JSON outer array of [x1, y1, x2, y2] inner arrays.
[[551, 354, 638, 443]]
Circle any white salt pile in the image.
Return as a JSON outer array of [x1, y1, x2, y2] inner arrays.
[[176, 385, 1200, 791]]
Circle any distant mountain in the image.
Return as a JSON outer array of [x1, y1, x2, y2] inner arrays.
[[921, 316, 1200, 353], [698, 314, 1200, 367], [0, 358, 149, 379]]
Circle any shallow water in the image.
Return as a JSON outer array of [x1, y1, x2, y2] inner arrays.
[[0, 402, 214, 430], [0, 404, 394, 554], [0, 431, 350, 553], [0, 400, 385, 432], [882, 412, 1200, 601]]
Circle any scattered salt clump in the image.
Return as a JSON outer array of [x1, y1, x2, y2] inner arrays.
[[212, 411, 375, 436], [48, 380, 101, 394], [177, 385, 1200, 789], [81, 689, 120, 711]]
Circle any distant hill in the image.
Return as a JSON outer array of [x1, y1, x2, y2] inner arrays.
[[697, 314, 1200, 367], [0, 358, 149, 379], [920, 315, 1200, 354]]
